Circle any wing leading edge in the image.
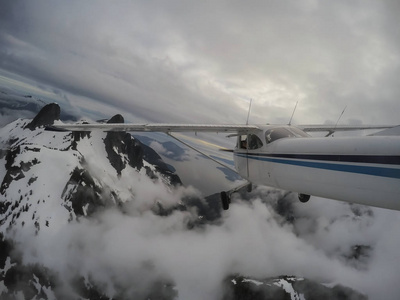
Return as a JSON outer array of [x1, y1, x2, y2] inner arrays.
[[49, 123, 261, 133], [298, 124, 394, 133], [49, 123, 397, 135]]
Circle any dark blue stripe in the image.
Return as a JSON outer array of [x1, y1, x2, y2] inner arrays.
[[253, 153, 400, 165], [235, 153, 400, 179]]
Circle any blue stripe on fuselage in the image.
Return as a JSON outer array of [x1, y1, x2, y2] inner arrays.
[[235, 153, 400, 179]]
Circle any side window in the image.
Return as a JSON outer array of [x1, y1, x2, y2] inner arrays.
[[248, 134, 263, 150], [265, 128, 295, 144]]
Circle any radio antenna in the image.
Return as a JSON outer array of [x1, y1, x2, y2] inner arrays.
[[334, 105, 347, 128], [246, 99, 253, 125], [324, 105, 348, 137], [288, 101, 298, 126]]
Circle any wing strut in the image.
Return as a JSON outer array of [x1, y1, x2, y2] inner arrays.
[[288, 100, 298, 126], [246, 99, 252, 125]]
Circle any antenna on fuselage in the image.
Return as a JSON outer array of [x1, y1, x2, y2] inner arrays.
[[334, 105, 347, 128], [288, 101, 298, 126], [327, 105, 347, 137], [246, 99, 252, 125]]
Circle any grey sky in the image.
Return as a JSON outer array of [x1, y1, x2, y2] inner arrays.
[[0, 0, 399, 125]]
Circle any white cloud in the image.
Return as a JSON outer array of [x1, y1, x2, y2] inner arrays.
[[8, 180, 400, 299]]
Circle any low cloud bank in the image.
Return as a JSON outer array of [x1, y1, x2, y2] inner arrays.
[[9, 184, 400, 299]]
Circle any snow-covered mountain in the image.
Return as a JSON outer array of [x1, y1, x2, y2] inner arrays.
[[0, 103, 368, 299]]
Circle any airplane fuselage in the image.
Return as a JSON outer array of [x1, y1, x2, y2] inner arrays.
[[234, 125, 400, 210]]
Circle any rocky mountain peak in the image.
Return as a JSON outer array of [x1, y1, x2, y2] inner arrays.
[[104, 114, 144, 175], [107, 113, 124, 124], [25, 103, 60, 130]]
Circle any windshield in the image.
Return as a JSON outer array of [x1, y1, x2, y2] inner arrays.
[[288, 127, 310, 137], [265, 128, 296, 144], [248, 134, 263, 150]]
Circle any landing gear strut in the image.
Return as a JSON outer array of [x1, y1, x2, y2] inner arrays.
[[220, 191, 231, 210], [298, 193, 311, 203]]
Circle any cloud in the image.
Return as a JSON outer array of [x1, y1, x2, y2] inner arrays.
[[0, 109, 36, 127], [0, 1, 399, 126], [7, 178, 400, 299]]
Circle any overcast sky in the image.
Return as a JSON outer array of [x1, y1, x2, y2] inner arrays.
[[1, 1, 399, 125]]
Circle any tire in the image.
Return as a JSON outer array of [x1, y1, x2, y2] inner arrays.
[[298, 193, 311, 203], [247, 183, 252, 193], [221, 191, 230, 210]]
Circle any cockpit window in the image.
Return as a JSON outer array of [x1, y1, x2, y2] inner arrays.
[[265, 128, 296, 144], [288, 127, 310, 137], [265, 127, 310, 144], [248, 134, 263, 150]]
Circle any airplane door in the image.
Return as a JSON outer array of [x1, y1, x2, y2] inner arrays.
[[235, 135, 249, 179], [246, 133, 264, 182]]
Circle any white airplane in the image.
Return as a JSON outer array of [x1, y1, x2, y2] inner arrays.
[[51, 122, 400, 211]]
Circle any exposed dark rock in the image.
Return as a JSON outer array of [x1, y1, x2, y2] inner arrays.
[[343, 244, 372, 271], [140, 142, 173, 173], [107, 114, 124, 124], [348, 245, 372, 261], [62, 167, 108, 217], [3, 263, 57, 300], [185, 192, 223, 223], [104, 114, 128, 175], [25, 103, 60, 130], [71, 276, 177, 300], [143, 280, 178, 300], [72, 276, 116, 300], [0, 234, 58, 299], [0, 233, 13, 269], [223, 275, 368, 300], [0, 149, 7, 159], [223, 275, 292, 300], [139, 142, 181, 186], [275, 195, 296, 223], [124, 132, 144, 171], [70, 123, 91, 150], [291, 277, 367, 300], [1, 147, 39, 195], [103, 114, 179, 185]]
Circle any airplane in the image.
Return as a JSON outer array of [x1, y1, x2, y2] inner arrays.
[[49, 122, 400, 211]]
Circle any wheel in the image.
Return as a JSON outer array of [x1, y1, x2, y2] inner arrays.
[[221, 191, 231, 210], [298, 193, 311, 203], [247, 183, 252, 193]]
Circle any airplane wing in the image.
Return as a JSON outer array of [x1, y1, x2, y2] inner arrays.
[[49, 122, 397, 135], [48, 123, 261, 133], [369, 125, 400, 136], [297, 124, 396, 136], [298, 124, 394, 132]]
